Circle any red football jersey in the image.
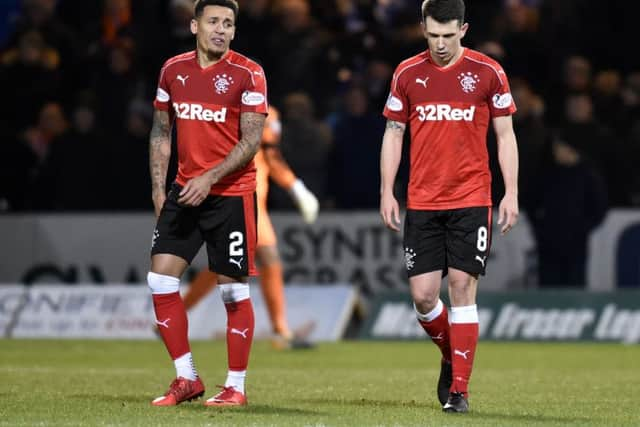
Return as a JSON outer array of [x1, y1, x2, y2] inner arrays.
[[383, 48, 516, 210], [153, 50, 268, 196]]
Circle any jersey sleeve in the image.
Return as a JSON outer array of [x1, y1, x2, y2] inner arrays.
[[240, 65, 269, 115], [153, 61, 171, 111], [382, 67, 409, 123], [487, 62, 517, 117]]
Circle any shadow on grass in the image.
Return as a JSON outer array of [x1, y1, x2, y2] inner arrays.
[[469, 409, 595, 425], [69, 395, 323, 416], [299, 397, 596, 424], [210, 404, 324, 417], [300, 397, 435, 410]]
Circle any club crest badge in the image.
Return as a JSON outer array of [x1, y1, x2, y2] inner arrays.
[[458, 72, 480, 93], [213, 74, 234, 94], [405, 248, 417, 271]]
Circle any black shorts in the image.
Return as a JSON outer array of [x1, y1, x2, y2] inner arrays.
[[151, 183, 258, 277], [403, 206, 492, 278]]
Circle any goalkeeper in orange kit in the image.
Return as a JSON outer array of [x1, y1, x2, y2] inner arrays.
[[182, 105, 319, 349]]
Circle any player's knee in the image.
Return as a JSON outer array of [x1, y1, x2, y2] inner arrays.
[[414, 299, 443, 321], [219, 283, 250, 303], [449, 277, 476, 296], [414, 295, 440, 314], [147, 271, 180, 294], [411, 286, 440, 311]]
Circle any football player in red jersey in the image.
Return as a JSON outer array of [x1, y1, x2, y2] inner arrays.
[[380, 0, 519, 413], [147, 0, 267, 407]]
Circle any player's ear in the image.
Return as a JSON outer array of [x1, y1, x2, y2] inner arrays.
[[190, 19, 198, 35], [460, 22, 469, 39], [421, 20, 429, 39]]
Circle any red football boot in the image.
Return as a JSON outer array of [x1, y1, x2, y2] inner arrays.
[[204, 385, 247, 407], [151, 377, 205, 406]]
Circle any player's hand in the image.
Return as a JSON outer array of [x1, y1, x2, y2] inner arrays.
[[497, 192, 519, 234], [178, 174, 214, 207], [152, 191, 166, 218], [289, 179, 319, 224], [380, 192, 401, 232]]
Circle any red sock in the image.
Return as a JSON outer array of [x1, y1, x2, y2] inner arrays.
[[450, 322, 479, 396], [225, 298, 255, 371], [152, 292, 190, 360], [418, 306, 451, 362]]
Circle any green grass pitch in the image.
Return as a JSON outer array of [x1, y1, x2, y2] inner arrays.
[[1, 339, 638, 426]]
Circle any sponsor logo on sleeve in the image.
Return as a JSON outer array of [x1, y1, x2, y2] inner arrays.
[[492, 93, 513, 109], [241, 91, 265, 106], [386, 94, 403, 112], [156, 88, 170, 103]]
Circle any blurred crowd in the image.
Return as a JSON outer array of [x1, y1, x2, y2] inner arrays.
[[1, 0, 639, 216]]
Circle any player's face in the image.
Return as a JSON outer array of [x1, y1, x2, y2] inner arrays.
[[422, 16, 468, 66], [191, 5, 236, 58]]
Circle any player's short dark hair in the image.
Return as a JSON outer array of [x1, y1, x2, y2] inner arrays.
[[421, 0, 465, 25], [194, 0, 239, 22]]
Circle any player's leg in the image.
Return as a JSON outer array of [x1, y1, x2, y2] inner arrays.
[[201, 193, 257, 407], [256, 244, 315, 350], [410, 271, 451, 405], [255, 204, 289, 337], [182, 269, 218, 311], [205, 274, 253, 407], [256, 245, 288, 335], [443, 268, 477, 413], [442, 206, 492, 413], [404, 209, 451, 405], [148, 190, 205, 406]]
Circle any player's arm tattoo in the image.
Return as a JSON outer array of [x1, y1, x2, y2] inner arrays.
[[208, 112, 265, 183], [385, 120, 406, 132], [149, 109, 172, 197]]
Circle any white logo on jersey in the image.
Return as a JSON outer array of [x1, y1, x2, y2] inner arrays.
[[176, 74, 189, 86], [172, 103, 227, 122], [492, 93, 513, 109], [156, 88, 170, 103], [241, 91, 265, 106], [458, 72, 480, 93], [213, 74, 234, 94], [415, 76, 429, 88], [386, 94, 403, 112], [416, 104, 476, 121], [475, 255, 487, 267]]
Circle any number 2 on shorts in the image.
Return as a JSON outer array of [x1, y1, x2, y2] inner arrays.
[[229, 231, 244, 256]]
